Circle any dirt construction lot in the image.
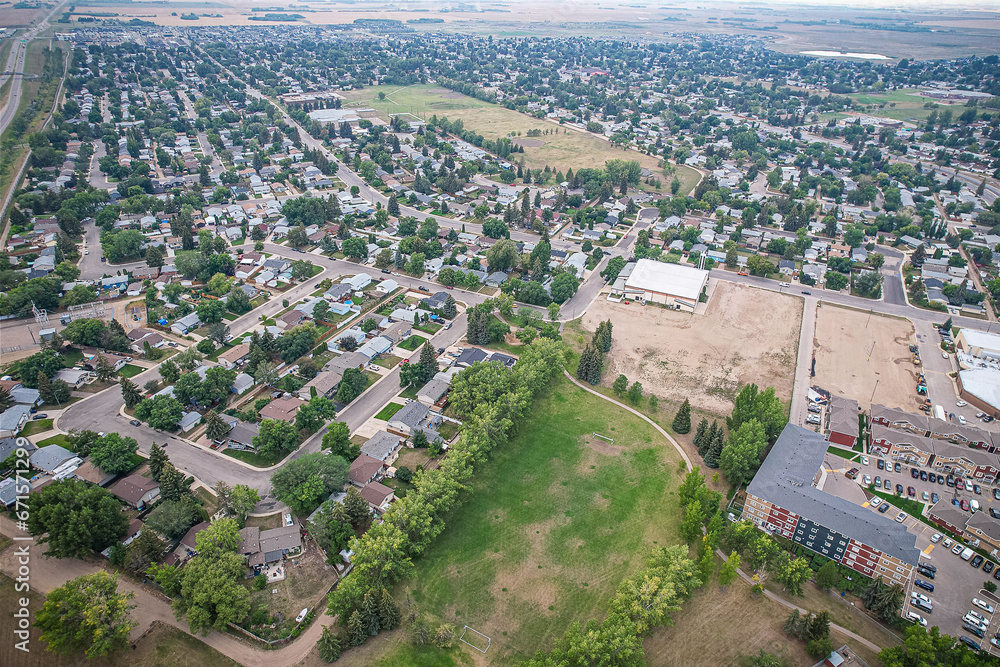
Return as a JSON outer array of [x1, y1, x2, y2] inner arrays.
[[813, 304, 918, 411], [582, 282, 801, 416]]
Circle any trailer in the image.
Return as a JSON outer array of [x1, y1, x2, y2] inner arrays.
[[934, 405, 946, 421]]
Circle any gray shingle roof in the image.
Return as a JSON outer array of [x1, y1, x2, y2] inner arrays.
[[360, 431, 401, 462], [390, 401, 429, 428], [28, 444, 76, 472], [748, 424, 920, 566]]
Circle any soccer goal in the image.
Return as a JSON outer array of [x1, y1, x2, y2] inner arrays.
[[592, 432, 614, 444], [459, 626, 491, 653]]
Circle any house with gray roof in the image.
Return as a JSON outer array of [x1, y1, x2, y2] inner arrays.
[[171, 312, 200, 335], [360, 431, 402, 465], [417, 378, 450, 407], [387, 400, 441, 441], [0, 437, 35, 463], [0, 477, 30, 508], [744, 424, 919, 587], [28, 444, 77, 473], [0, 405, 32, 438], [357, 336, 393, 360]]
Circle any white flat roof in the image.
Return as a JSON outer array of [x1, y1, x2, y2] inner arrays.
[[960, 368, 1000, 411], [624, 259, 709, 302], [961, 329, 1000, 354]]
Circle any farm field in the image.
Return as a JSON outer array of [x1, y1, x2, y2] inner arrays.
[[812, 303, 918, 411], [338, 84, 700, 191], [372, 373, 686, 666], [579, 282, 801, 418]]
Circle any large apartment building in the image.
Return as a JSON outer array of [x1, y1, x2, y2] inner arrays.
[[745, 424, 920, 586]]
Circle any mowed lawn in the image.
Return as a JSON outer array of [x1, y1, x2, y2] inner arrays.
[[392, 374, 684, 666], [341, 84, 697, 192]]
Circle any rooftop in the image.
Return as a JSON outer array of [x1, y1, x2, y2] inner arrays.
[[624, 258, 709, 302]]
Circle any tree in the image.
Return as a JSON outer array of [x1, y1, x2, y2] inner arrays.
[[720, 419, 768, 487], [728, 384, 787, 445], [158, 464, 191, 502], [612, 374, 628, 397], [322, 421, 360, 460], [342, 486, 371, 527], [310, 502, 354, 561], [879, 625, 984, 667], [337, 368, 367, 403], [148, 442, 169, 481], [418, 343, 437, 382], [705, 427, 725, 468], [693, 419, 709, 454], [825, 271, 848, 291], [204, 410, 230, 442], [485, 238, 519, 272], [159, 359, 181, 383], [348, 610, 366, 646], [134, 395, 183, 430], [627, 380, 643, 403], [816, 560, 839, 591], [442, 295, 457, 318], [317, 625, 342, 662], [547, 302, 560, 321], [120, 376, 142, 409], [208, 322, 230, 345], [362, 590, 380, 636], [35, 571, 135, 659], [145, 497, 204, 540], [124, 528, 165, 574], [27, 480, 128, 558], [673, 398, 692, 434], [773, 552, 812, 596], [174, 550, 250, 634], [550, 271, 579, 303], [270, 452, 350, 515], [90, 433, 139, 475], [213, 481, 260, 518], [378, 588, 400, 631], [680, 499, 705, 543], [253, 419, 300, 460], [94, 353, 117, 382], [718, 552, 740, 590]]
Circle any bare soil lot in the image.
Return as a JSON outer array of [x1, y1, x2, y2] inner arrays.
[[813, 304, 918, 411], [581, 282, 801, 416]]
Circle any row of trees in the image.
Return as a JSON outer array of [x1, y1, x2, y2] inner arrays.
[[576, 319, 613, 386], [324, 338, 564, 650]]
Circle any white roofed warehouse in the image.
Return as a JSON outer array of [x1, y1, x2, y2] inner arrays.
[[613, 259, 709, 312]]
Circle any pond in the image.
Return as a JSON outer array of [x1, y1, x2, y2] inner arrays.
[[800, 50, 890, 60]]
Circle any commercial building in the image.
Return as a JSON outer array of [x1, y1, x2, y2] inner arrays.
[[957, 368, 1000, 418], [956, 329, 1000, 361], [745, 424, 919, 586], [610, 259, 709, 312]]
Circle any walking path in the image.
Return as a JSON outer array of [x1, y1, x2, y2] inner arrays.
[[788, 297, 818, 427], [719, 546, 883, 654], [562, 369, 693, 472]]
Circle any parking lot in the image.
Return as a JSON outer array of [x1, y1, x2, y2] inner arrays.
[[820, 454, 1000, 652]]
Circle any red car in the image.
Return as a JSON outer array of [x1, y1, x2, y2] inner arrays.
[[956, 479, 966, 490], [961, 499, 971, 511], [907, 486, 916, 497]]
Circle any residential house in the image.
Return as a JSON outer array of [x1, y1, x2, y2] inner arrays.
[[111, 474, 161, 509], [259, 396, 305, 423], [303, 370, 342, 399], [966, 511, 1000, 552], [231, 373, 255, 395], [360, 431, 402, 465], [381, 321, 412, 344], [28, 443, 78, 473], [455, 348, 488, 368], [421, 291, 450, 310], [869, 405, 929, 435], [0, 405, 32, 438], [218, 343, 251, 370], [931, 442, 1000, 482], [237, 525, 302, 567], [826, 396, 860, 448], [360, 482, 395, 514], [171, 313, 201, 335], [417, 378, 450, 408], [928, 501, 969, 537], [869, 424, 936, 467], [387, 400, 441, 440], [349, 455, 385, 487], [179, 521, 211, 553], [276, 310, 307, 329], [357, 336, 393, 360], [218, 420, 260, 451]]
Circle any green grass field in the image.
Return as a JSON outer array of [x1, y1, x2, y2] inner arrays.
[[340, 84, 694, 192], [21, 418, 53, 437], [397, 335, 424, 351], [392, 374, 684, 665], [374, 402, 404, 421], [848, 88, 943, 123]]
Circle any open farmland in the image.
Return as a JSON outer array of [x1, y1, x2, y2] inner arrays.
[[580, 282, 801, 417], [813, 303, 918, 411], [339, 84, 700, 192], [382, 374, 684, 666]]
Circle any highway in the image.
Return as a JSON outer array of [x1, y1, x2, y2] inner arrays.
[[0, 2, 61, 134]]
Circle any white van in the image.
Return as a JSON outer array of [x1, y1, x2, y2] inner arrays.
[[970, 499, 981, 513], [961, 547, 975, 561]]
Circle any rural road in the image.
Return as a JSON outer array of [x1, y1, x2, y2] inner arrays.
[[0, 2, 62, 134]]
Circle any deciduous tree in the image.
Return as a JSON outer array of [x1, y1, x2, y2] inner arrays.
[[35, 571, 135, 659]]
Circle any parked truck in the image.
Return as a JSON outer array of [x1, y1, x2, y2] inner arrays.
[[934, 405, 946, 421]]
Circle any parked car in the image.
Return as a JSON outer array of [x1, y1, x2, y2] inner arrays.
[[990, 508, 1000, 520], [32, 413, 48, 420], [896, 511, 907, 523], [911, 591, 931, 604], [878, 503, 890, 513], [808, 405, 821, 414], [920, 470, 928, 481], [296, 608, 309, 623], [985, 561, 996, 575], [967, 610, 988, 626], [928, 472, 937, 483], [919, 563, 937, 573], [973, 598, 995, 614], [963, 623, 986, 639], [913, 599, 933, 613], [937, 475, 945, 485], [958, 400, 968, 407], [962, 499, 971, 512], [994, 488, 1000, 501], [906, 611, 928, 627], [895, 462, 902, 473], [917, 568, 935, 580], [932, 492, 940, 504], [129, 419, 141, 427], [974, 484, 982, 495], [864, 475, 872, 486], [922, 491, 930, 501], [911, 469, 920, 479], [861, 455, 869, 466], [896, 484, 904, 495], [875, 476, 882, 488], [954, 543, 966, 555], [944, 538, 954, 549], [959, 636, 982, 652], [947, 475, 956, 487], [884, 478, 892, 490], [877, 459, 885, 470], [972, 555, 985, 569], [957, 479, 966, 491], [806, 415, 821, 425], [915, 579, 935, 592], [931, 533, 943, 543], [870, 496, 882, 507], [908, 486, 916, 497]]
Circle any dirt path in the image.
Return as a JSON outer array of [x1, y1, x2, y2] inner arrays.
[[0, 514, 329, 666], [718, 547, 883, 654], [563, 369, 693, 472]]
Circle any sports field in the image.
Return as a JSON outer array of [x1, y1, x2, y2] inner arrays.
[[386, 373, 684, 665], [340, 84, 700, 192], [848, 88, 944, 123]]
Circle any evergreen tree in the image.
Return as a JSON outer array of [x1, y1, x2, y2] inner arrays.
[[204, 411, 230, 442], [576, 345, 595, 383], [672, 398, 692, 434], [120, 377, 142, 409], [387, 194, 400, 217], [702, 421, 719, 457], [362, 591, 380, 636], [37, 370, 55, 404], [417, 344, 437, 382], [377, 588, 400, 631], [317, 625, 342, 663], [442, 295, 457, 318], [348, 610, 366, 646], [612, 374, 628, 396], [693, 419, 709, 453], [148, 442, 168, 481], [705, 429, 725, 468], [158, 464, 189, 501]]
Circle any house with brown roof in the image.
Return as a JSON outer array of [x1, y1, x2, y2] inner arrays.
[[303, 370, 342, 399], [931, 442, 1000, 482], [966, 511, 1000, 552], [360, 482, 395, 514], [179, 521, 211, 553], [110, 473, 160, 509], [218, 343, 251, 370], [869, 424, 937, 467], [259, 396, 305, 423], [869, 405, 928, 435], [825, 395, 859, 448], [276, 310, 307, 329], [349, 455, 385, 487]]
